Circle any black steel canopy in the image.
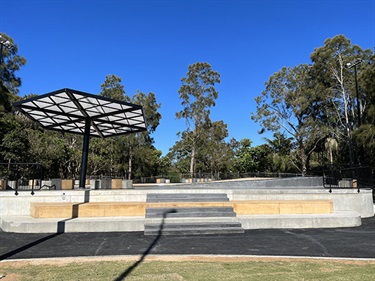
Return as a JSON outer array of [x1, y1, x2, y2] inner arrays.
[[13, 88, 147, 188], [13, 88, 147, 137]]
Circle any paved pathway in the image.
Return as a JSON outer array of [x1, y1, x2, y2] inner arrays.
[[1, 217, 375, 261]]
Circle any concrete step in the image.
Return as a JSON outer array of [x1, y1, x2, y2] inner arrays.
[[146, 193, 229, 202], [145, 227, 245, 236], [144, 221, 245, 235], [145, 217, 239, 224], [146, 207, 236, 218]]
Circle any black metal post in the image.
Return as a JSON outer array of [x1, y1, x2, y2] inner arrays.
[[353, 65, 361, 128], [346, 59, 363, 165], [353, 64, 365, 165], [79, 118, 91, 189]]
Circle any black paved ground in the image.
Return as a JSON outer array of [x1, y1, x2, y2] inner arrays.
[[1, 217, 374, 261]]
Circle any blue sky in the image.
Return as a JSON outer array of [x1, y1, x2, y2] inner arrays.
[[1, 0, 374, 155]]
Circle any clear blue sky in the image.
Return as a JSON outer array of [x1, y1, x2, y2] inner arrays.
[[1, 0, 374, 155]]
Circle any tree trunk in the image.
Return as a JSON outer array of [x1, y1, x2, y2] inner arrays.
[[128, 148, 132, 180], [190, 144, 195, 179], [189, 128, 197, 179], [299, 141, 307, 176]]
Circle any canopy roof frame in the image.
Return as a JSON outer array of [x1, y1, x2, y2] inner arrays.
[[13, 88, 147, 138], [13, 88, 147, 188]]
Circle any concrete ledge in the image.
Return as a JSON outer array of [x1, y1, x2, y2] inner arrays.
[[238, 211, 361, 229], [0, 215, 145, 233]]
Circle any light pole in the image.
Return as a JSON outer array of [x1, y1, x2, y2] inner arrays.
[[346, 58, 362, 128], [346, 58, 363, 164]]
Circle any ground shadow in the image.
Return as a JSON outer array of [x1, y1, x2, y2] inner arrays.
[[0, 232, 62, 261], [114, 209, 177, 281], [0, 190, 91, 260]]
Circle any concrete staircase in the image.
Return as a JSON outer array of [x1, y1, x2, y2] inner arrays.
[[144, 193, 245, 235]]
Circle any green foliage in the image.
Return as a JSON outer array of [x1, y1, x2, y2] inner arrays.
[[262, 133, 296, 173], [199, 121, 234, 175], [231, 138, 272, 173], [100, 74, 128, 101], [176, 62, 220, 128], [0, 115, 30, 163], [95, 75, 162, 179], [354, 49, 375, 167], [252, 64, 327, 174], [0, 33, 26, 96]]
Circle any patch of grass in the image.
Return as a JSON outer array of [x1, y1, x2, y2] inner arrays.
[[1, 260, 375, 281]]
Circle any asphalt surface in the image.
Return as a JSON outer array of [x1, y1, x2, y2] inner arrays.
[[1, 216, 375, 261]]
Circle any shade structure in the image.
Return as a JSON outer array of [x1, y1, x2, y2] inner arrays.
[[13, 88, 147, 188]]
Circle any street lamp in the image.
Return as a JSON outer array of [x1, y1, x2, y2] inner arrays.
[[346, 58, 362, 128], [346, 58, 363, 165]]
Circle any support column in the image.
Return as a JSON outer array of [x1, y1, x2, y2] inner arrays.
[[79, 118, 91, 188]]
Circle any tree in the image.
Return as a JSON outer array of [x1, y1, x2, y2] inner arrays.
[[0, 114, 30, 163], [310, 35, 372, 165], [263, 132, 294, 172], [120, 90, 162, 179], [354, 49, 375, 167], [252, 64, 327, 175], [0, 33, 27, 165], [232, 138, 256, 173], [167, 131, 194, 175], [100, 74, 128, 101], [92, 74, 128, 177], [96, 75, 162, 180], [231, 138, 271, 174], [0, 33, 26, 112], [198, 120, 234, 178], [176, 62, 220, 177]]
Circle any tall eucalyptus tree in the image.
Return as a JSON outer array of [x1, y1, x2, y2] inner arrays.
[[176, 62, 220, 177]]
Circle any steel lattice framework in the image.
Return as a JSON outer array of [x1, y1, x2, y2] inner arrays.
[[13, 88, 147, 137], [13, 88, 147, 188]]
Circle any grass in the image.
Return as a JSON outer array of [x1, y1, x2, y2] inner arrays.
[[1, 258, 375, 281]]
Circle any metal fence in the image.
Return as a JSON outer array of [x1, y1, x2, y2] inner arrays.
[[323, 165, 374, 196], [0, 163, 55, 195], [133, 171, 303, 184]]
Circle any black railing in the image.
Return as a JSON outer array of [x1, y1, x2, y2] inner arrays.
[[0, 163, 55, 195], [323, 165, 374, 196]]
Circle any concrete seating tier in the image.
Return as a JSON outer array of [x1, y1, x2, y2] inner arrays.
[[30, 200, 333, 219]]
